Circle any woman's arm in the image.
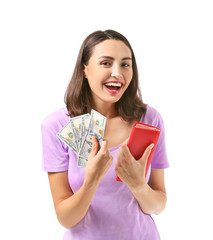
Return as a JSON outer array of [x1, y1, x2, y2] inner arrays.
[[115, 143, 167, 215], [48, 137, 113, 229], [48, 171, 99, 229], [130, 169, 167, 215]]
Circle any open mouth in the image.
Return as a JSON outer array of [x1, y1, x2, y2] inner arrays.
[[104, 82, 123, 92]]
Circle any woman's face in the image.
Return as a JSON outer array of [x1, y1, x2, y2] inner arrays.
[[84, 39, 133, 106]]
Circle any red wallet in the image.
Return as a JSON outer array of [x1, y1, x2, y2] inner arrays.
[[116, 122, 161, 182]]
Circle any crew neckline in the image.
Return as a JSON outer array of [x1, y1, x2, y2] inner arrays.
[[108, 144, 122, 153]]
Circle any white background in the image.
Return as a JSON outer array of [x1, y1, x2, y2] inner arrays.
[[0, 0, 213, 239]]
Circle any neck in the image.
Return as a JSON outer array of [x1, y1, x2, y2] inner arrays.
[[93, 101, 117, 119]]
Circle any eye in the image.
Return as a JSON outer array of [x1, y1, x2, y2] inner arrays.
[[101, 61, 111, 66], [122, 62, 130, 68]]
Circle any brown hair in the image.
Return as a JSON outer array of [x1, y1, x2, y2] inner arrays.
[[64, 30, 147, 122]]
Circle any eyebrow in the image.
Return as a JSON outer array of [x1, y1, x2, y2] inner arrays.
[[98, 56, 132, 61]]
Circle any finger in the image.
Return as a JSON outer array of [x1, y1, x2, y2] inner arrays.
[[122, 137, 129, 146], [90, 136, 99, 157], [117, 144, 133, 165], [120, 144, 132, 158], [96, 139, 108, 158], [100, 139, 108, 151], [139, 143, 155, 164]]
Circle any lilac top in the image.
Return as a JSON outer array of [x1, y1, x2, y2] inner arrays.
[[41, 105, 169, 240]]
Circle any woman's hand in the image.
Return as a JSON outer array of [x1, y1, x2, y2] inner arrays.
[[115, 139, 154, 191], [84, 136, 113, 188]]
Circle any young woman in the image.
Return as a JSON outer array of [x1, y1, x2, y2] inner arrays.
[[41, 30, 169, 240]]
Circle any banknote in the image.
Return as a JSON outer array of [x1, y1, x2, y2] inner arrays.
[[56, 110, 107, 168], [81, 114, 91, 147], [90, 109, 106, 144], [70, 113, 90, 152], [78, 110, 107, 166], [56, 121, 78, 154], [77, 156, 88, 168], [76, 114, 92, 167], [77, 126, 94, 165]]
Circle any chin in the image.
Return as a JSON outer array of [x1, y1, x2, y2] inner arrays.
[[105, 95, 123, 104], [92, 89, 125, 105]]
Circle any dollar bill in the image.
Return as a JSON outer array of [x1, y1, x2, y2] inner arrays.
[[57, 110, 107, 168], [75, 114, 92, 167], [56, 121, 77, 154], [81, 114, 91, 148], [70, 114, 89, 152], [90, 109, 106, 145], [77, 118, 93, 163], [77, 156, 88, 168], [78, 110, 106, 166]]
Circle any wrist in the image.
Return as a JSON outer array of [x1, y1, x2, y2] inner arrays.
[[83, 178, 99, 190], [130, 181, 149, 195]]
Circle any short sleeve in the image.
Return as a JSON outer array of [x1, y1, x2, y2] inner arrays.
[[151, 111, 169, 169], [41, 116, 69, 172]]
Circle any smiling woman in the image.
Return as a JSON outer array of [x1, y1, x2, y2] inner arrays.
[[41, 29, 169, 240], [83, 39, 133, 106], [64, 30, 147, 122], [99, 55, 131, 93]]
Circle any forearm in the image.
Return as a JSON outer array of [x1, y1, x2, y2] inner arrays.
[[48, 138, 113, 229], [55, 182, 98, 229], [130, 184, 167, 215]]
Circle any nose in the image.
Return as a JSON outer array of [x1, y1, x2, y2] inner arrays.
[[111, 64, 123, 80]]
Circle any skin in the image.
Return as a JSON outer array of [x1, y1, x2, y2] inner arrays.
[[84, 39, 133, 111], [48, 39, 167, 229]]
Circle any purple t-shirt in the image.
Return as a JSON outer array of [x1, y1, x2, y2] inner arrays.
[[41, 105, 169, 240]]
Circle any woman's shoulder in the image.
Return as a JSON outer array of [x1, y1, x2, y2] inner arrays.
[[41, 106, 70, 131], [142, 104, 164, 127]]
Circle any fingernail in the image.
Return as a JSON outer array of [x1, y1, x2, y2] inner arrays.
[[150, 144, 155, 149]]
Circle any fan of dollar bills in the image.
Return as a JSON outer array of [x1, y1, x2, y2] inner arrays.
[[57, 109, 107, 167]]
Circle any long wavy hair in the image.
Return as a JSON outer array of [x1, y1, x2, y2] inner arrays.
[[64, 30, 147, 122]]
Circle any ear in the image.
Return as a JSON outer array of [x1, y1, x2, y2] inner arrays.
[[83, 64, 88, 78]]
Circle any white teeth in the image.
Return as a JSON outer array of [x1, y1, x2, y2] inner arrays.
[[105, 82, 122, 87]]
